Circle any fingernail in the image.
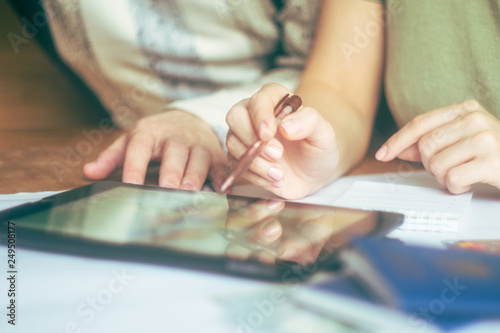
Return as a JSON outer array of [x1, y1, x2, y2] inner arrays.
[[268, 166, 284, 181], [181, 182, 196, 191], [125, 179, 140, 185], [279, 247, 299, 260], [281, 118, 301, 136], [272, 181, 284, 188], [84, 161, 97, 169], [160, 180, 177, 188], [267, 199, 285, 211], [262, 220, 281, 237], [264, 145, 282, 160], [375, 145, 387, 161], [259, 122, 273, 141]]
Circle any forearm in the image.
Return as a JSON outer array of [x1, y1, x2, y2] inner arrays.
[[294, 0, 384, 181]]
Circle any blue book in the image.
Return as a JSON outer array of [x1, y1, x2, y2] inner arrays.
[[293, 238, 500, 332], [340, 238, 500, 320]]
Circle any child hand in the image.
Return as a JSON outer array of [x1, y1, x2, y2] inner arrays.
[[84, 110, 227, 190]]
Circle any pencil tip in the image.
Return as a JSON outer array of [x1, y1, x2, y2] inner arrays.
[[219, 176, 233, 194]]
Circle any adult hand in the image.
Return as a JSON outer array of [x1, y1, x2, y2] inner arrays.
[[225, 83, 340, 199], [376, 100, 500, 193], [84, 110, 227, 190]]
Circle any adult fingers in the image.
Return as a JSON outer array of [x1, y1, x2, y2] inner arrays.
[[444, 136, 500, 193], [396, 109, 496, 162], [425, 129, 500, 192], [395, 143, 421, 162], [376, 100, 483, 162], [422, 139, 474, 188], [445, 160, 480, 194], [417, 115, 481, 172], [84, 134, 128, 180]]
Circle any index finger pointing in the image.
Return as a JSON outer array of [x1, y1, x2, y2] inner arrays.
[[376, 101, 472, 161]]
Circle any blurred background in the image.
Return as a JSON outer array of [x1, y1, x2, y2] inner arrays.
[[0, 0, 108, 131]]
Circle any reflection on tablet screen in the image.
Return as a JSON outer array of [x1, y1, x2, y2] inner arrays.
[[14, 185, 382, 266]]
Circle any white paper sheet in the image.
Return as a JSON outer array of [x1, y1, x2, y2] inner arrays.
[[333, 181, 473, 232], [0, 191, 64, 211]]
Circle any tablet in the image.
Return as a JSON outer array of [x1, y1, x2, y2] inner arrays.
[[0, 182, 403, 281]]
